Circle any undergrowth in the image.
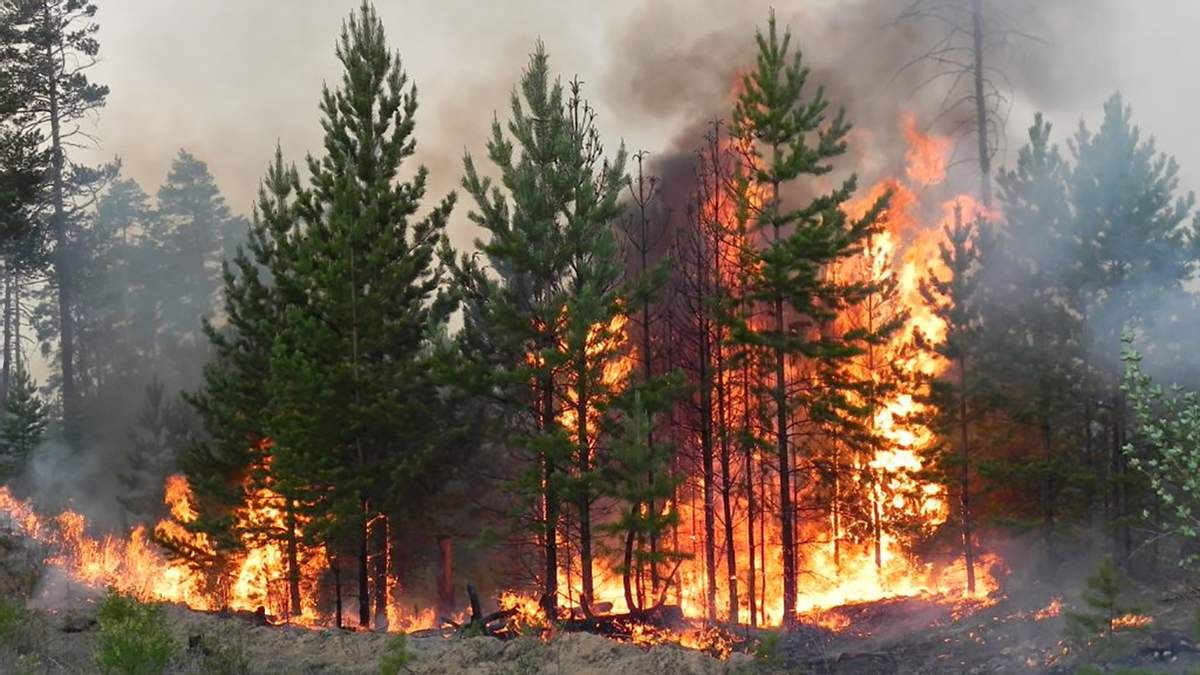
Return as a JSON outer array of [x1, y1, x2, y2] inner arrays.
[[94, 588, 177, 675]]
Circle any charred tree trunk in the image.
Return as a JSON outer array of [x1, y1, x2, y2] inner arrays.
[[575, 358, 594, 613], [357, 505, 370, 628], [436, 535, 455, 618], [332, 550, 343, 629], [540, 375, 559, 618], [372, 514, 388, 630], [958, 354, 976, 594], [716, 345, 738, 623], [286, 500, 302, 619], [699, 315, 718, 623], [743, 362, 757, 628], [770, 175, 797, 626]]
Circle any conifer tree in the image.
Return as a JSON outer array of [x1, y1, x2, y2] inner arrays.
[[456, 42, 627, 618], [0, 0, 111, 447], [0, 364, 47, 482], [153, 150, 245, 385], [268, 1, 456, 628], [1067, 94, 1197, 563], [727, 11, 885, 625], [920, 204, 988, 594], [599, 390, 685, 613], [984, 114, 1086, 556], [164, 147, 303, 609], [118, 377, 194, 526]]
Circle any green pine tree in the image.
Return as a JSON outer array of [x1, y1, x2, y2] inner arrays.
[[170, 145, 306, 613], [455, 41, 627, 618], [1066, 556, 1139, 644], [1067, 94, 1198, 565], [0, 364, 47, 482], [599, 388, 686, 613], [919, 203, 990, 594], [153, 149, 246, 386], [726, 10, 886, 625], [267, 1, 456, 629], [981, 114, 1088, 563], [118, 376, 195, 526], [0, 0, 112, 447]]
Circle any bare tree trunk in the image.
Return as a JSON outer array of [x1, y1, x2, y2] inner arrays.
[[541, 376, 559, 618], [574, 358, 594, 613], [372, 514, 388, 630], [286, 499, 302, 619], [42, 9, 78, 448], [699, 315, 718, 623], [357, 504, 370, 628], [436, 535, 454, 617], [971, 0, 992, 207], [332, 550, 343, 629], [716, 344, 738, 623], [2, 266, 11, 407], [743, 362, 757, 627], [959, 355, 976, 593], [769, 173, 797, 626]]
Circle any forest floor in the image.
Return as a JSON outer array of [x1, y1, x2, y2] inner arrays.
[[0, 584, 1197, 674], [2, 534, 1199, 673]]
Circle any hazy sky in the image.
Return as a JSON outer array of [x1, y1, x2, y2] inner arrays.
[[78, 0, 1199, 253]]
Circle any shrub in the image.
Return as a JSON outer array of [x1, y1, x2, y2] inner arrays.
[[0, 597, 28, 648], [379, 633, 414, 675], [94, 589, 176, 675]]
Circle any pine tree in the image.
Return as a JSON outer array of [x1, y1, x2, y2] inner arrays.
[[1066, 556, 1138, 642], [1067, 94, 1197, 564], [599, 390, 685, 613], [0, 364, 47, 482], [153, 149, 245, 385], [983, 114, 1086, 560], [268, 1, 456, 628], [919, 204, 988, 594], [0, 0, 111, 448], [456, 41, 628, 618], [118, 377, 195, 526], [727, 10, 885, 625]]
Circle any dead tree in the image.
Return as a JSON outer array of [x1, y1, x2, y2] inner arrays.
[[896, 0, 1048, 207]]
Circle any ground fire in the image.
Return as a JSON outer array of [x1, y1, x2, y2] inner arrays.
[[2, 1, 1199, 673]]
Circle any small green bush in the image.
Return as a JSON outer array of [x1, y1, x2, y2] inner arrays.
[[379, 633, 414, 675], [94, 589, 176, 675], [0, 597, 28, 648]]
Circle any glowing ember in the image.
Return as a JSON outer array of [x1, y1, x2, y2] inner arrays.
[[1112, 613, 1153, 631], [1033, 597, 1062, 621]]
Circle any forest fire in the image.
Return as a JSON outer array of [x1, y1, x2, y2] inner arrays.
[[0, 108, 1003, 649]]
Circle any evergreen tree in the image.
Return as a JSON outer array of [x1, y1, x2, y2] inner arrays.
[[153, 149, 246, 386], [172, 146, 305, 612], [920, 204, 989, 594], [1065, 556, 1138, 643], [727, 10, 885, 625], [598, 390, 685, 613], [0, 364, 47, 482], [0, 0, 111, 447], [118, 377, 195, 526], [268, 1, 456, 628], [982, 114, 1087, 560], [1067, 94, 1197, 564], [455, 41, 627, 618]]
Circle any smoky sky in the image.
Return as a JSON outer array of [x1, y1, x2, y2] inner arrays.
[[77, 0, 1197, 250]]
